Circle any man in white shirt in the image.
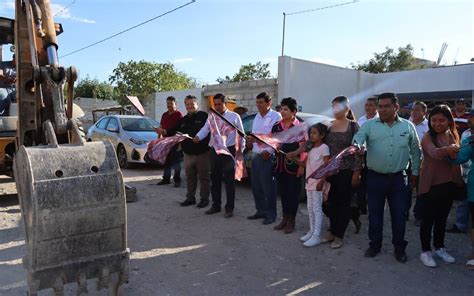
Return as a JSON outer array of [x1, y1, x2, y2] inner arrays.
[[410, 101, 429, 141], [246, 92, 282, 225], [408, 101, 429, 225], [357, 97, 379, 127], [194, 93, 245, 218]]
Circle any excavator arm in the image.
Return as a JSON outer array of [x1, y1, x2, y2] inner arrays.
[[8, 1, 130, 295]]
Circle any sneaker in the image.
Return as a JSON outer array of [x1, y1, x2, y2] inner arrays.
[[420, 252, 437, 268], [300, 232, 312, 242], [434, 248, 455, 264], [303, 236, 321, 247]]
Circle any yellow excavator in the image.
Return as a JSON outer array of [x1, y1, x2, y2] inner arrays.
[[1, 1, 130, 295]]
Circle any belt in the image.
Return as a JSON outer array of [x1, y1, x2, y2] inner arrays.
[[368, 169, 405, 177]]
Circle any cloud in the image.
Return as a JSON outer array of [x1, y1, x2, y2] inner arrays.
[[51, 3, 96, 24], [173, 57, 193, 63], [309, 56, 338, 66], [0, 1, 94, 24], [0, 0, 15, 11]]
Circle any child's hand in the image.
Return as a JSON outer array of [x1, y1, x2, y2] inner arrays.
[[286, 151, 298, 159], [446, 145, 459, 159]]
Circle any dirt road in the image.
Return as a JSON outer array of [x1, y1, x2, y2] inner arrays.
[[1, 167, 473, 295]]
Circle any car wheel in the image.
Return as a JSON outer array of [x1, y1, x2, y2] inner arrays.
[[117, 145, 129, 169]]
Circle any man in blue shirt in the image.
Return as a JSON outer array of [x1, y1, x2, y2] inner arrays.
[[353, 92, 421, 263]]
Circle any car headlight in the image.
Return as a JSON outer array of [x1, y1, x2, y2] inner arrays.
[[130, 138, 148, 145]]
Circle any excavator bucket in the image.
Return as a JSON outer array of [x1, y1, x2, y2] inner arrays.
[[14, 140, 129, 296]]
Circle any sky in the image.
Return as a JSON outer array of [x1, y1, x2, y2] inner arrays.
[[1, 0, 473, 85]]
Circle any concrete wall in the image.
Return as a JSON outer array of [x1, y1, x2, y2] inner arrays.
[[277, 56, 474, 118], [74, 97, 119, 129], [203, 79, 278, 113]]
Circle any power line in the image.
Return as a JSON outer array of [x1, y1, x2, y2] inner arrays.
[[286, 0, 359, 16], [54, 0, 77, 17], [60, 0, 196, 58]]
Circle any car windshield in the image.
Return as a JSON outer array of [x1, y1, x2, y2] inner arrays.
[[120, 118, 156, 132]]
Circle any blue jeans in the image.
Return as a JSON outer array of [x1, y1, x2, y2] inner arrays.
[[454, 198, 471, 232], [367, 170, 410, 251], [251, 154, 277, 219]]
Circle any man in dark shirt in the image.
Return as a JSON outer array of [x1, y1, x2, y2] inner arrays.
[[156, 96, 183, 187], [159, 95, 210, 208]]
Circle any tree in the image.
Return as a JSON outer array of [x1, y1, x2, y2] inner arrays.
[[109, 60, 197, 104], [351, 44, 431, 73], [74, 77, 116, 100], [217, 61, 272, 84]]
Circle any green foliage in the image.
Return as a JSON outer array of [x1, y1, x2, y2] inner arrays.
[[109, 60, 197, 104], [352, 44, 430, 73], [217, 61, 272, 84], [74, 76, 115, 100]]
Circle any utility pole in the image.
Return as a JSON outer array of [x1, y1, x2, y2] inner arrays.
[[281, 13, 286, 56]]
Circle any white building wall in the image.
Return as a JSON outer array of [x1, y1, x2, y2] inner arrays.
[[278, 56, 474, 118], [373, 64, 474, 94], [278, 56, 372, 117]]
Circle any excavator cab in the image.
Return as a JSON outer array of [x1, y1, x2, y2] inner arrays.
[[4, 1, 130, 295]]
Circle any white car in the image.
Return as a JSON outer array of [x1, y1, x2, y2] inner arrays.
[[87, 115, 159, 168]]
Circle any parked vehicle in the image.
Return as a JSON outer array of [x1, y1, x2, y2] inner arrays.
[[87, 115, 160, 168]]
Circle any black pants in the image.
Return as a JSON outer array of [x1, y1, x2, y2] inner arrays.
[[470, 202, 474, 226], [276, 172, 301, 217], [327, 169, 352, 238], [355, 165, 368, 213], [210, 147, 236, 211], [419, 182, 454, 252]]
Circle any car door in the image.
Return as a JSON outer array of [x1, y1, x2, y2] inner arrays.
[[103, 117, 120, 147], [90, 117, 110, 141]]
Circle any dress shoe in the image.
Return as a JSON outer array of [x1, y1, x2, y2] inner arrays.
[[330, 237, 344, 249], [321, 233, 335, 243], [205, 207, 221, 215], [180, 199, 196, 207], [247, 213, 266, 220], [263, 217, 275, 225], [156, 179, 171, 185], [283, 216, 295, 234], [395, 250, 408, 263], [274, 215, 288, 230], [364, 247, 380, 258], [224, 210, 233, 218], [196, 200, 209, 208]]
